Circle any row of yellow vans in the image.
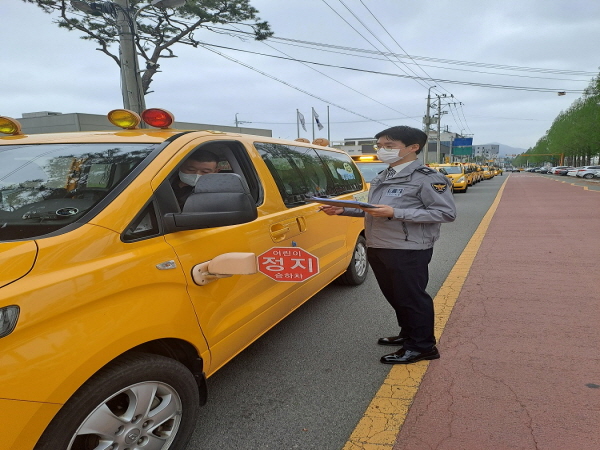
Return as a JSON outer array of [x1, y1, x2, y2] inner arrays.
[[350, 155, 501, 193], [427, 163, 502, 193]]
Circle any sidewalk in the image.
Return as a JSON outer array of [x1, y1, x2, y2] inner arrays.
[[392, 173, 600, 449]]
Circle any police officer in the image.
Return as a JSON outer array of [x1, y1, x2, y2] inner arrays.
[[321, 126, 456, 364]]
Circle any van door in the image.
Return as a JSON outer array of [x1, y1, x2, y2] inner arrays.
[[158, 139, 364, 375], [157, 139, 312, 374], [254, 142, 364, 273]]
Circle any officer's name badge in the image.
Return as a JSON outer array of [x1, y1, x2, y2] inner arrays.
[[385, 187, 404, 197]]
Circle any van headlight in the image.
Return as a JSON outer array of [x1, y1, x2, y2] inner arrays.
[[457, 176, 465, 183], [0, 306, 19, 338]]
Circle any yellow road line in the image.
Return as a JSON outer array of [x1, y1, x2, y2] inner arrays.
[[343, 176, 510, 450]]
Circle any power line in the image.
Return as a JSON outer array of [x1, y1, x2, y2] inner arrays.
[[195, 41, 585, 93], [333, 0, 433, 89], [318, 0, 430, 89], [198, 44, 395, 128], [356, 0, 449, 96], [229, 25, 416, 120], [206, 26, 595, 77]]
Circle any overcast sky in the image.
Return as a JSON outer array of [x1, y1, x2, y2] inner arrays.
[[2, 0, 599, 150]]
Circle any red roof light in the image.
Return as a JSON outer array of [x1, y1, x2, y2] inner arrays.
[[142, 108, 174, 128]]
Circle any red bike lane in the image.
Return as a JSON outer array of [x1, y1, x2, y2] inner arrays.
[[392, 173, 600, 450]]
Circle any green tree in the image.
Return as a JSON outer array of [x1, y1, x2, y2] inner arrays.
[[21, 0, 272, 97], [528, 72, 600, 166]]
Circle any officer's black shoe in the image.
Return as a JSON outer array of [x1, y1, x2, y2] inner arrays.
[[377, 335, 406, 346], [380, 347, 440, 365]]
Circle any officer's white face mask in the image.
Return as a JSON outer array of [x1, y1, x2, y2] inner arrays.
[[377, 148, 406, 165], [179, 171, 201, 186]]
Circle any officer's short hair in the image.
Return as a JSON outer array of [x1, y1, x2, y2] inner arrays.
[[375, 126, 428, 154]]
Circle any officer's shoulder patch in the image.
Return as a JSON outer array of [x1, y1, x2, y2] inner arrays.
[[431, 183, 448, 194], [416, 167, 436, 175]]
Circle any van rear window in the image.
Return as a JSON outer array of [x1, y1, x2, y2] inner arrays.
[[0, 143, 156, 240]]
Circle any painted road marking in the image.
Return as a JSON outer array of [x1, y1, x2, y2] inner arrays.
[[343, 176, 510, 450]]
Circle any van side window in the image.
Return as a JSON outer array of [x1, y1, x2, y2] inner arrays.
[[313, 149, 363, 196], [255, 142, 362, 207], [159, 140, 262, 214], [255, 143, 329, 207]]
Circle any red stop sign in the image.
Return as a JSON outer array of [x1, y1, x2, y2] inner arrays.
[[258, 247, 320, 282]]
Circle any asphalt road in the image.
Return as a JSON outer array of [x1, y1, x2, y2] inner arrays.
[[187, 175, 506, 450]]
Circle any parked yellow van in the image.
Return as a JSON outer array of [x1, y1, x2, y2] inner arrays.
[[351, 154, 388, 186], [481, 165, 495, 179], [428, 163, 469, 193], [462, 162, 480, 185], [0, 110, 368, 450]]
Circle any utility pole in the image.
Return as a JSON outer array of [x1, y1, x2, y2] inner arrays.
[[69, 0, 186, 116], [114, 0, 146, 114], [435, 94, 449, 164], [422, 86, 435, 164], [436, 96, 442, 164]]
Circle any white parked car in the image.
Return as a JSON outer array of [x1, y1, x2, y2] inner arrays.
[[574, 166, 600, 179], [549, 166, 571, 175]]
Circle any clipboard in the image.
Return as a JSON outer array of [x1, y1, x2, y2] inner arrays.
[[308, 197, 378, 208]]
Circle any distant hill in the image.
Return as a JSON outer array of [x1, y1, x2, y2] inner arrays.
[[479, 142, 527, 157]]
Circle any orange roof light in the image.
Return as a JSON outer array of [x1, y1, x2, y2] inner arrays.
[[357, 155, 377, 161], [0, 116, 23, 135], [108, 109, 141, 129], [142, 108, 174, 128]]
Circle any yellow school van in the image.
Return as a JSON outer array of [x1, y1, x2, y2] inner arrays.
[[0, 110, 368, 450]]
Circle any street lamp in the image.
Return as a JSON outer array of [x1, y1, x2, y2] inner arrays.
[[70, 0, 186, 114]]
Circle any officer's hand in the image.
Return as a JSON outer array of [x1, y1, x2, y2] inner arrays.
[[318, 205, 344, 215], [362, 204, 394, 218]]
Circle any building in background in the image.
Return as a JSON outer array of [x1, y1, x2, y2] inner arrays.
[[331, 137, 377, 155], [15, 111, 272, 137], [474, 144, 500, 159], [332, 135, 453, 164]]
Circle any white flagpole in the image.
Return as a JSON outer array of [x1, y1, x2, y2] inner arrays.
[[327, 106, 330, 143], [312, 107, 315, 141]]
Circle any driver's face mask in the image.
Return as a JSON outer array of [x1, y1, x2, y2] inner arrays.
[[179, 171, 201, 186]]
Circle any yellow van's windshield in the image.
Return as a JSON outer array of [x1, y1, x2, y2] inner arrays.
[[441, 166, 463, 174], [0, 143, 156, 240]]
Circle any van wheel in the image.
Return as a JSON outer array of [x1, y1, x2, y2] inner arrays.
[[34, 353, 199, 450], [336, 235, 368, 285]]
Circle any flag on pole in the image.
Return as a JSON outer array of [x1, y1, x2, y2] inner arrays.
[[312, 107, 324, 130], [297, 110, 307, 131]]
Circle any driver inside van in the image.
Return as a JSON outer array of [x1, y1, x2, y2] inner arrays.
[[172, 150, 220, 208]]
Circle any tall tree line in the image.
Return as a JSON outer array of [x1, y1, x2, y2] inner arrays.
[[517, 73, 600, 166]]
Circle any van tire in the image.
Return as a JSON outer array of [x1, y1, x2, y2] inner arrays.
[[336, 235, 368, 285], [34, 353, 199, 450]]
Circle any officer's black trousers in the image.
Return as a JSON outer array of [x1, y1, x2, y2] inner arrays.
[[367, 247, 436, 352]]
